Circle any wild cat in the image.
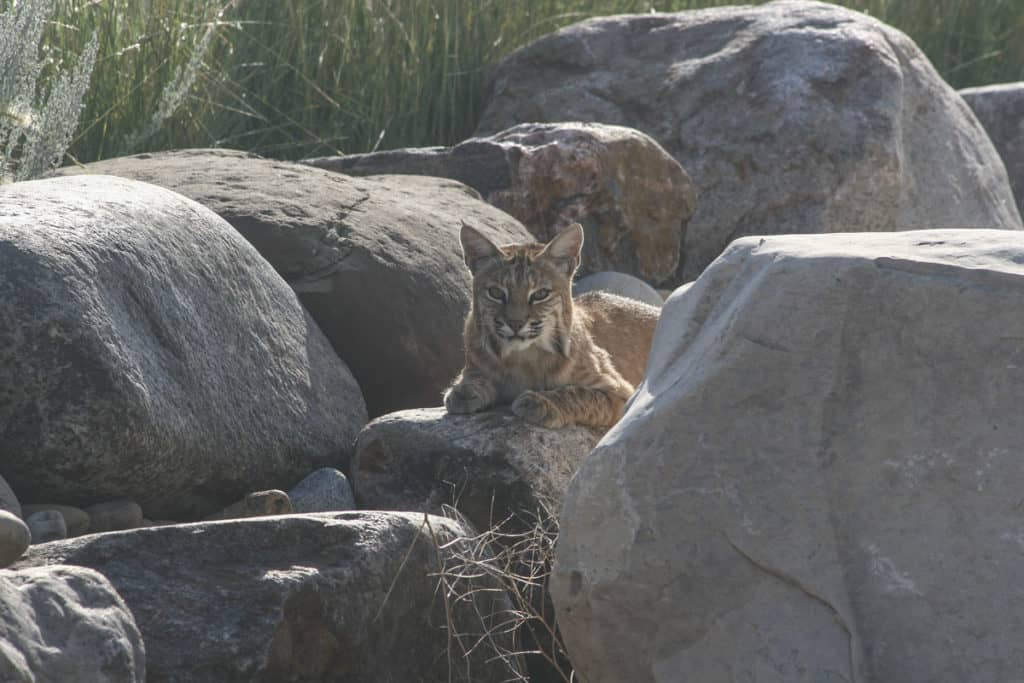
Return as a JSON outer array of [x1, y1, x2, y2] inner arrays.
[[444, 222, 660, 429]]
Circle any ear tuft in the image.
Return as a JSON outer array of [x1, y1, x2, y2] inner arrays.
[[539, 223, 584, 275], [460, 221, 501, 274]]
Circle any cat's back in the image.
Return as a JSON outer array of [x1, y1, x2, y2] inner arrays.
[[575, 291, 660, 387]]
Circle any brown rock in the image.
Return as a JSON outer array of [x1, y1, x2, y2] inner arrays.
[[204, 490, 293, 521], [306, 122, 696, 287], [84, 500, 144, 532]]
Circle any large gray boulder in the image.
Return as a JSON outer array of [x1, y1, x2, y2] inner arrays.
[[305, 122, 697, 287], [15, 512, 524, 682], [551, 229, 1024, 682], [352, 407, 601, 683], [960, 83, 1024, 217], [56, 149, 533, 416], [0, 565, 145, 682], [0, 175, 366, 519], [479, 1, 1023, 280], [353, 407, 601, 533]]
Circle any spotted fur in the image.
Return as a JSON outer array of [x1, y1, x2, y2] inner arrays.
[[444, 222, 660, 430]]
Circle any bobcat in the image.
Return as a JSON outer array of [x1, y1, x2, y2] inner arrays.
[[444, 222, 660, 429]]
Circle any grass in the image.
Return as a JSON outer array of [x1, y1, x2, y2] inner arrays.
[[22, 0, 1024, 164]]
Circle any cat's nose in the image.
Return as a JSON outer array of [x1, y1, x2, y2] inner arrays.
[[506, 318, 526, 332]]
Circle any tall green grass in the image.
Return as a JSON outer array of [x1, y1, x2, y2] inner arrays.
[[26, 0, 1024, 163]]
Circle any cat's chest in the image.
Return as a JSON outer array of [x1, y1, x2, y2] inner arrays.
[[494, 358, 569, 402]]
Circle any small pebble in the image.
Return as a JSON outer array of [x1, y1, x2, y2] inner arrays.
[[84, 500, 143, 533], [288, 468, 356, 513], [0, 510, 30, 567], [26, 510, 67, 544], [21, 504, 90, 537]]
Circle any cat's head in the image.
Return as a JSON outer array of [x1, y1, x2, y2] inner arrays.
[[459, 222, 583, 357]]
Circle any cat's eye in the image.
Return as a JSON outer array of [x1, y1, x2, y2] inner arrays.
[[486, 286, 506, 301], [530, 288, 551, 303]]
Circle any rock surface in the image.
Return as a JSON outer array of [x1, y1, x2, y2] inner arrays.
[[551, 229, 1024, 683], [0, 175, 366, 519], [287, 468, 355, 513], [960, 83, 1024, 217], [352, 408, 601, 534], [0, 565, 145, 682], [0, 510, 30, 567], [55, 149, 533, 417], [15, 512, 523, 682], [305, 122, 696, 287], [573, 271, 664, 307], [479, 1, 1023, 279]]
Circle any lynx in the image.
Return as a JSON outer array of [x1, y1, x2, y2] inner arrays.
[[444, 222, 660, 429]]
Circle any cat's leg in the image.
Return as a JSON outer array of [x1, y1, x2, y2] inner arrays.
[[444, 372, 498, 414], [512, 385, 629, 429]]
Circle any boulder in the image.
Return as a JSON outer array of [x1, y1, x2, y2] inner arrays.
[[15, 512, 524, 682], [352, 407, 601, 534], [0, 510, 30, 567], [305, 122, 697, 287], [0, 175, 367, 519], [22, 504, 91, 537], [960, 83, 1024, 217], [0, 474, 20, 518], [55, 149, 533, 417], [352, 407, 600, 683], [478, 1, 1023, 280], [551, 229, 1024, 682], [84, 500, 144, 533], [26, 510, 67, 544], [287, 468, 355, 513], [573, 271, 664, 307], [0, 565, 145, 682]]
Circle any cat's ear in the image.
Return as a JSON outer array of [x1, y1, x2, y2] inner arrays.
[[460, 222, 502, 274], [539, 223, 584, 276]]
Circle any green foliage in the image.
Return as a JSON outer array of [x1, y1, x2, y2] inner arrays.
[[21, 0, 1024, 163], [0, 0, 96, 182]]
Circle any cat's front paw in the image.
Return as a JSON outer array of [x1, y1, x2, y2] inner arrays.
[[444, 383, 490, 414], [511, 391, 560, 428]]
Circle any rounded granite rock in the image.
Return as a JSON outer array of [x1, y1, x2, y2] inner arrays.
[[0, 510, 30, 567]]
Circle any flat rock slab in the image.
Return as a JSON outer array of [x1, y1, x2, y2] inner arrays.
[[305, 122, 696, 287], [479, 1, 1022, 279], [352, 408, 601, 534], [0, 175, 366, 519], [552, 229, 1024, 683], [55, 149, 533, 417], [15, 512, 523, 682], [961, 82, 1024, 218], [0, 565, 145, 682]]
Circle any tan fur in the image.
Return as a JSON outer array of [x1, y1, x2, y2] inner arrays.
[[444, 222, 660, 430]]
